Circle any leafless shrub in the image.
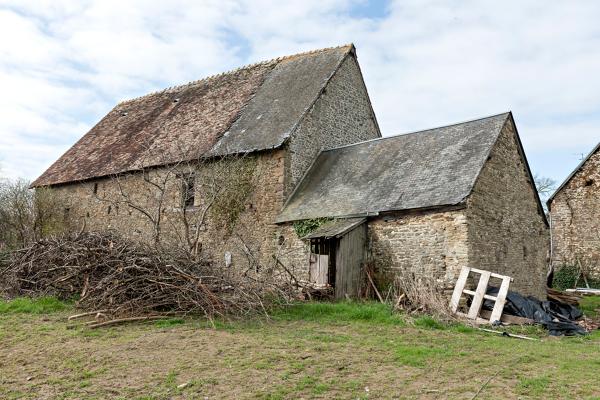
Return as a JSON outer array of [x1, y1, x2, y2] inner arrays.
[[0, 179, 65, 250], [91, 135, 259, 257], [363, 260, 456, 321], [389, 269, 456, 321]]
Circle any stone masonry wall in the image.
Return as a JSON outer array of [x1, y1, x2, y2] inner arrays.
[[549, 147, 600, 276], [369, 209, 470, 294], [51, 151, 291, 273], [466, 119, 548, 299], [285, 54, 380, 195]]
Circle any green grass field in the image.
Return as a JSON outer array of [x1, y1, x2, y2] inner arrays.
[[1, 297, 599, 399]]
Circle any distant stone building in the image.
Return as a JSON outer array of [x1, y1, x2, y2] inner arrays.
[[548, 143, 600, 276], [32, 45, 548, 299]]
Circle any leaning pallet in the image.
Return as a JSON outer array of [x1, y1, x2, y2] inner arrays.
[[449, 266, 513, 324]]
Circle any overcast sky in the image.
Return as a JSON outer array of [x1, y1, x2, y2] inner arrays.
[[1, 0, 599, 187]]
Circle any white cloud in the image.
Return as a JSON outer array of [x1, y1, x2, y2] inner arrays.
[[0, 0, 598, 182]]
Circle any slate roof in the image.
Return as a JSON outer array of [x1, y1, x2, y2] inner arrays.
[[547, 142, 600, 208], [32, 45, 355, 187], [277, 113, 512, 222], [302, 218, 366, 239]]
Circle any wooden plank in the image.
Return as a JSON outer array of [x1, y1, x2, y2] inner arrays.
[[566, 288, 600, 296], [450, 267, 470, 312], [334, 222, 366, 299], [467, 271, 491, 319], [455, 311, 489, 325], [309, 253, 317, 283], [470, 267, 514, 281], [462, 290, 497, 301], [479, 310, 533, 325], [489, 276, 510, 323]]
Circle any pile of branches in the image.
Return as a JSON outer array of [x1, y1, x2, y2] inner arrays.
[[362, 262, 457, 322], [2, 232, 295, 322]]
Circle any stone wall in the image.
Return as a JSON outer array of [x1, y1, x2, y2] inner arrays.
[[368, 209, 470, 294], [549, 147, 600, 276], [466, 119, 548, 298], [367, 119, 548, 299], [51, 151, 291, 271], [285, 54, 380, 195]]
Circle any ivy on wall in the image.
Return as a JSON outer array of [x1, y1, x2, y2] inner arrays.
[[208, 157, 258, 234], [293, 217, 333, 238], [552, 264, 600, 290]]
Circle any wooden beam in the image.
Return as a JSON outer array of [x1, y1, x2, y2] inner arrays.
[[462, 290, 497, 301], [467, 271, 491, 319], [479, 310, 534, 325], [450, 267, 470, 312], [489, 277, 510, 323]]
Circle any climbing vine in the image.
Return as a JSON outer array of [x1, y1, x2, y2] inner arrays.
[[293, 217, 333, 238], [208, 156, 258, 234]]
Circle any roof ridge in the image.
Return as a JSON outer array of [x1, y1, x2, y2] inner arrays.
[[547, 141, 600, 205], [117, 44, 354, 106], [322, 112, 511, 153]]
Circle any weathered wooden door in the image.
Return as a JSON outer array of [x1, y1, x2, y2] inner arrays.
[[309, 254, 329, 285], [335, 223, 367, 299]]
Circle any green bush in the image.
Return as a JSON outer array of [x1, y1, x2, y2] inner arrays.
[[552, 265, 600, 290], [552, 265, 579, 290]]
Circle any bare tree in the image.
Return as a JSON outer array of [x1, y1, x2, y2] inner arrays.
[[534, 174, 557, 211], [91, 136, 258, 258], [0, 179, 65, 250]]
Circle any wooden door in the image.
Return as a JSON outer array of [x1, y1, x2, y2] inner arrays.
[[309, 254, 329, 285], [335, 223, 367, 299]]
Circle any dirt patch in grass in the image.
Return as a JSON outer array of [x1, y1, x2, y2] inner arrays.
[[1, 301, 599, 399]]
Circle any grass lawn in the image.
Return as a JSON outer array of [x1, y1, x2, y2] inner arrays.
[[1, 298, 599, 399]]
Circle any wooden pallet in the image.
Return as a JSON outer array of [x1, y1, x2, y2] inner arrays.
[[449, 267, 513, 324]]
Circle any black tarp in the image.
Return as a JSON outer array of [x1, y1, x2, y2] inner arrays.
[[482, 287, 587, 336]]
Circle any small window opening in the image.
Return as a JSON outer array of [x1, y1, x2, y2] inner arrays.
[[585, 179, 594, 187], [93, 182, 98, 195], [86, 212, 90, 218], [181, 173, 196, 208], [107, 205, 111, 215]]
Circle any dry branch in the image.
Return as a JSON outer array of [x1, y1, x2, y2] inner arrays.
[[3, 232, 296, 322]]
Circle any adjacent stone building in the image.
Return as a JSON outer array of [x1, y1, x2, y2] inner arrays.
[[547, 143, 600, 276], [278, 113, 549, 298], [32, 45, 549, 299]]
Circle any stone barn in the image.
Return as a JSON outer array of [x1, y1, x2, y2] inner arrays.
[[31, 44, 381, 273], [278, 113, 549, 299], [32, 44, 548, 299], [548, 143, 600, 277]]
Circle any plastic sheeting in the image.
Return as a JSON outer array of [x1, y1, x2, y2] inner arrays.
[[482, 287, 586, 336]]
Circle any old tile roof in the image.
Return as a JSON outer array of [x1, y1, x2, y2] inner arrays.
[[547, 142, 600, 208], [32, 45, 355, 187], [302, 218, 366, 239], [277, 113, 512, 222]]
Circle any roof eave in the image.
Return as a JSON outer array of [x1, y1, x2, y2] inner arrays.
[[276, 202, 468, 224], [547, 141, 600, 209]]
